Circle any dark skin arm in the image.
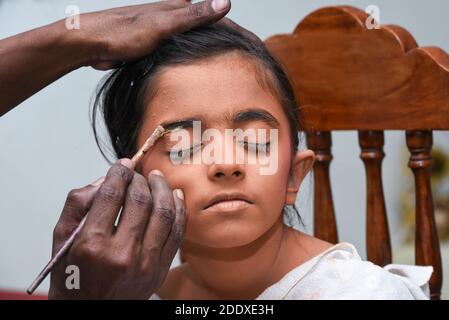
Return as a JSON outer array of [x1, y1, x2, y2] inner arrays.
[[0, 0, 231, 116]]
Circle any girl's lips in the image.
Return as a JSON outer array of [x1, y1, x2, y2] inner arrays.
[[204, 199, 252, 213], [203, 192, 254, 212]]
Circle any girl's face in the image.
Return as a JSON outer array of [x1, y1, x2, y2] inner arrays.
[[137, 52, 314, 249]]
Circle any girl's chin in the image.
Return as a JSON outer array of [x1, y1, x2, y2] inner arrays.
[[185, 225, 268, 249]]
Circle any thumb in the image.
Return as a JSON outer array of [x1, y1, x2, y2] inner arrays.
[[170, 0, 231, 34]]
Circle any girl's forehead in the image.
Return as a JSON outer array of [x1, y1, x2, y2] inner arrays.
[[141, 55, 289, 132]]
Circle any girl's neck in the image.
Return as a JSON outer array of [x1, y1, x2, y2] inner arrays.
[[180, 217, 311, 300]]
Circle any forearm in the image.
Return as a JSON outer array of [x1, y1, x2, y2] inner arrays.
[[0, 19, 93, 116], [0, 0, 232, 117]]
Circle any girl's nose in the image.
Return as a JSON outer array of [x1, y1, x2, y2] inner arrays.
[[208, 163, 245, 181]]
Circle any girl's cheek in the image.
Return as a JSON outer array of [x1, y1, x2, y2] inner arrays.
[[141, 152, 175, 177], [160, 163, 203, 197]]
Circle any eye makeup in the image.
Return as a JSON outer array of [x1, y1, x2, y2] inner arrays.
[[238, 141, 271, 154], [165, 138, 272, 163], [158, 108, 279, 162], [168, 143, 203, 161]]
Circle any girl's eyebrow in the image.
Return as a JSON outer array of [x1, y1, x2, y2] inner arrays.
[[233, 108, 280, 127], [160, 108, 279, 131]]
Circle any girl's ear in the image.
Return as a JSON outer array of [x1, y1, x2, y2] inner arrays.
[[285, 149, 316, 205]]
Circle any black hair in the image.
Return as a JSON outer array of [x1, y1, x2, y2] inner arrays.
[[91, 23, 305, 228]]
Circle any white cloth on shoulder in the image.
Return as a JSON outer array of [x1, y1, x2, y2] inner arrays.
[[149, 242, 433, 300]]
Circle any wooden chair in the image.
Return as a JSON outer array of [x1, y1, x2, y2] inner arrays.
[[265, 5, 448, 299]]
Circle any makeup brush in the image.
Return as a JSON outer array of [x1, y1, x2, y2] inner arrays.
[[27, 125, 176, 295]]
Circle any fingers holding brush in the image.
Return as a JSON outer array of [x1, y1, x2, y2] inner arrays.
[[114, 172, 153, 244], [144, 170, 178, 253], [48, 176, 104, 299], [40, 126, 183, 298], [48, 159, 185, 299], [81, 159, 134, 235], [138, 169, 186, 291]]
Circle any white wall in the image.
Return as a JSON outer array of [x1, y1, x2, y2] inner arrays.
[[1, 0, 448, 298]]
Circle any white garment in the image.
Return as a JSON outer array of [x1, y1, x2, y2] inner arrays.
[[149, 242, 433, 300]]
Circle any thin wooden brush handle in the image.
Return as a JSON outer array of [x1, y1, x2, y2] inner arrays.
[[27, 215, 87, 294], [131, 125, 166, 166]]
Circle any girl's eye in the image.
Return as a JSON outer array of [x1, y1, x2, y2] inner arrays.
[[168, 143, 202, 161], [238, 141, 271, 154]]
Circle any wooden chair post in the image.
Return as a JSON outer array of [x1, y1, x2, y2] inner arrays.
[[359, 131, 392, 266], [406, 130, 443, 299], [307, 131, 338, 243]]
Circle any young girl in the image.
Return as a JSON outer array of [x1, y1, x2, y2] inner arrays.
[[92, 24, 432, 300]]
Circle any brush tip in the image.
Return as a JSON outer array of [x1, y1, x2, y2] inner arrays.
[[155, 125, 166, 135]]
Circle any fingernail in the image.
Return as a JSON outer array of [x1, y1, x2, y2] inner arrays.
[[211, 0, 230, 13], [174, 189, 184, 200], [90, 176, 105, 187], [118, 158, 133, 168], [150, 169, 164, 177]]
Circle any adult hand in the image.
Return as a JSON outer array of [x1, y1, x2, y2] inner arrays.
[[0, 0, 231, 115], [49, 159, 185, 299], [82, 0, 232, 70]]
